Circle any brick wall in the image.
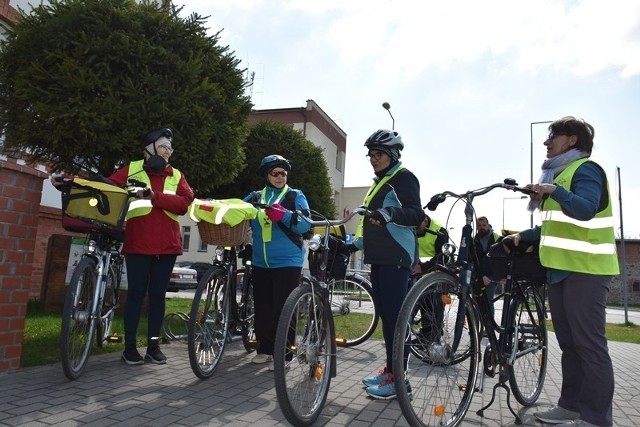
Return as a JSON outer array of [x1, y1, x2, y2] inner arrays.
[[611, 240, 640, 306], [0, 159, 48, 371]]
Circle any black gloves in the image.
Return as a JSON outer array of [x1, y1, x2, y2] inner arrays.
[[370, 208, 393, 225]]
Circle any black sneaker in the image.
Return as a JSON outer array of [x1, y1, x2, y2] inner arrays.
[[145, 340, 167, 364], [121, 347, 144, 365]]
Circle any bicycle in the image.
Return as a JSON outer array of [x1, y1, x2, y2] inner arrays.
[[187, 244, 256, 379], [273, 207, 369, 426], [307, 230, 378, 347], [57, 175, 148, 380], [391, 178, 548, 427]]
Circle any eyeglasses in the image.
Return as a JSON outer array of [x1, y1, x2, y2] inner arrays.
[[366, 151, 384, 160], [269, 170, 288, 178], [547, 133, 568, 141], [157, 144, 173, 153]]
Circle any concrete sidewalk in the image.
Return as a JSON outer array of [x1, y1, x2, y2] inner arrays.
[[0, 335, 638, 426]]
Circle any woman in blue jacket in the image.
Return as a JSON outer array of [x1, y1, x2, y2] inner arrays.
[[243, 155, 311, 369]]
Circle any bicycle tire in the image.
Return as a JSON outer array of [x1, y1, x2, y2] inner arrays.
[[508, 283, 548, 406], [96, 263, 117, 348], [238, 267, 256, 353], [273, 281, 334, 426], [60, 257, 98, 381], [331, 273, 378, 347], [187, 267, 230, 379], [393, 272, 480, 427]]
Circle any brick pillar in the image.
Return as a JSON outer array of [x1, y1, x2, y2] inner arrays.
[[0, 159, 48, 372]]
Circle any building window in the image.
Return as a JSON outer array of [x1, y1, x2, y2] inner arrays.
[[198, 238, 208, 252], [335, 150, 344, 172], [182, 226, 191, 251], [633, 282, 639, 292]]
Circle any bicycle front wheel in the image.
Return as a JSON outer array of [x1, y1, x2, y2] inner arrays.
[[508, 283, 548, 406], [331, 274, 378, 347], [274, 281, 334, 426], [187, 267, 230, 379], [60, 257, 98, 381], [393, 272, 480, 427]]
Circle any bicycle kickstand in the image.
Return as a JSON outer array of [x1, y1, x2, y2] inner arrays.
[[476, 378, 522, 425]]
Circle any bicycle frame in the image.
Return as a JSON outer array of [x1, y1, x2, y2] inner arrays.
[[416, 178, 544, 424]]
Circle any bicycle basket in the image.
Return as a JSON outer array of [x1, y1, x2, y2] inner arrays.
[[308, 233, 350, 280], [61, 177, 129, 237], [488, 241, 547, 283], [198, 220, 250, 246]]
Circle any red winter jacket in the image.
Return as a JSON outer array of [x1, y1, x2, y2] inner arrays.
[[109, 163, 194, 255]]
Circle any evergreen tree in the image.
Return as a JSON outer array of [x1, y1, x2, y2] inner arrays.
[[213, 120, 337, 219], [0, 0, 252, 194]]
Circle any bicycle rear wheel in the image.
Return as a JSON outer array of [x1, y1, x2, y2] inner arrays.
[[187, 267, 230, 379], [508, 283, 548, 406], [330, 273, 378, 347], [238, 267, 256, 352], [393, 272, 480, 427], [60, 257, 98, 380], [274, 281, 334, 426]]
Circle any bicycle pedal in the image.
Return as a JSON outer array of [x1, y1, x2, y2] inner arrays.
[[106, 335, 122, 343]]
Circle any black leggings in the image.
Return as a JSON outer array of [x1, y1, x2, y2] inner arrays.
[[251, 266, 301, 355], [123, 254, 176, 347], [370, 264, 410, 373]]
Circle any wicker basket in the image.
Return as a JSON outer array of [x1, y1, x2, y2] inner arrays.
[[198, 220, 249, 246]]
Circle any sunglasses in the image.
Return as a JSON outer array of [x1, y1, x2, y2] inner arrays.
[[269, 170, 288, 178]]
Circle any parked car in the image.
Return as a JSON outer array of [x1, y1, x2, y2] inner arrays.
[[176, 261, 213, 283], [168, 265, 198, 292]]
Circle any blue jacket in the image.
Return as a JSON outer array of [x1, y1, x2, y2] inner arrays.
[[243, 187, 311, 268]]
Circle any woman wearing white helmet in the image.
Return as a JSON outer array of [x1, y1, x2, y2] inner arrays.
[[354, 129, 425, 399]]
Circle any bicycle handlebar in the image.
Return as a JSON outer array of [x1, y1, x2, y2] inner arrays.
[[425, 178, 536, 211], [251, 203, 372, 228], [306, 207, 371, 228], [53, 175, 151, 197]]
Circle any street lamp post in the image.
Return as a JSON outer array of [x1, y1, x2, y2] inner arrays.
[[502, 196, 527, 231], [530, 120, 553, 227], [382, 102, 395, 130]]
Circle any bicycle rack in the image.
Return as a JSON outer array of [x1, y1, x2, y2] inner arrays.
[[162, 311, 190, 341]]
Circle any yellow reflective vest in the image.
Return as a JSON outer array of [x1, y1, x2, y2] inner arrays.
[[418, 217, 444, 258], [539, 158, 619, 275], [189, 198, 257, 226], [126, 160, 181, 221]]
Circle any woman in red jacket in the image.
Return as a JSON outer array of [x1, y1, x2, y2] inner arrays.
[[108, 128, 194, 365]]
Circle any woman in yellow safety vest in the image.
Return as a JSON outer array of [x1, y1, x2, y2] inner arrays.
[[509, 117, 618, 427], [353, 129, 425, 400], [109, 128, 194, 366]]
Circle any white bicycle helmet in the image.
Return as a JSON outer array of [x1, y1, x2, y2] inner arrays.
[[364, 129, 403, 160], [364, 129, 403, 149]]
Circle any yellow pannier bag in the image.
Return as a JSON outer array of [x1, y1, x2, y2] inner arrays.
[[61, 177, 130, 237]]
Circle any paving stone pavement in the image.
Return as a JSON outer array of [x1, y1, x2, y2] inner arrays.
[[0, 334, 638, 426]]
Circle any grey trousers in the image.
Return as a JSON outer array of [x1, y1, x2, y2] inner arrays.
[[548, 272, 614, 426]]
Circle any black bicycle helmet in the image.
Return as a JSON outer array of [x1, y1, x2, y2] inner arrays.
[[140, 128, 173, 148], [258, 154, 292, 176], [364, 129, 403, 149]]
